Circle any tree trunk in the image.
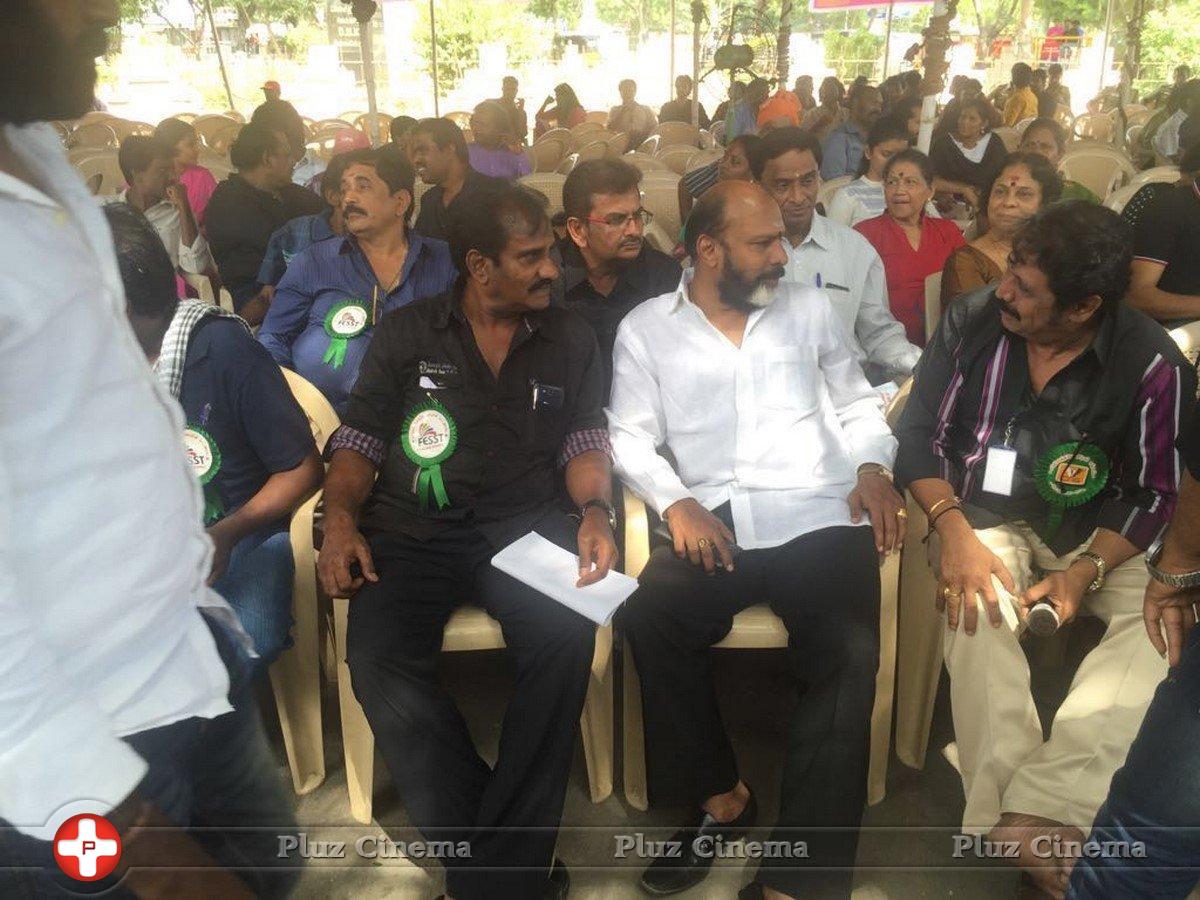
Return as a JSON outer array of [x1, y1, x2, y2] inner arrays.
[[776, 0, 793, 84]]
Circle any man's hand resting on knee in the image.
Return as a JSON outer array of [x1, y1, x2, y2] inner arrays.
[[663, 498, 737, 575]]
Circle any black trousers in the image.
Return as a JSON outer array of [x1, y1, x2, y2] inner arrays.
[[619, 520, 880, 899], [346, 512, 595, 900]]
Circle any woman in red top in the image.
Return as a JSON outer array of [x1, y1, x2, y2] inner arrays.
[[855, 148, 966, 345]]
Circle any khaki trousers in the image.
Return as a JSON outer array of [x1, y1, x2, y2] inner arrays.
[[932, 522, 1167, 833]]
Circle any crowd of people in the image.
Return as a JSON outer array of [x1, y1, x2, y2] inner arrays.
[[4, 2, 1200, 898]]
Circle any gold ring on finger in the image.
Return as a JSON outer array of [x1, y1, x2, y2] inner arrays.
[[896, 509, 908, 519], [697, 538, 711, 549]]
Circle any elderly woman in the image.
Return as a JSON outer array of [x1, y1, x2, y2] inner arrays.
[[855, 148, 966, 345], [929, 95, 1010, 211], [677, 133, 762, 220], [941, 151, 1062, 306], [1018, 117, 1099, 202]]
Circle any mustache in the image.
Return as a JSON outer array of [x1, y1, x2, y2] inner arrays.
[[761, 266, 786, 282], [528, 277, 555, 294], [998, 300, 1020, 320], [343, 203, 367, 217]]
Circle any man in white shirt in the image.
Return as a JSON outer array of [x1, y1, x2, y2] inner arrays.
[[751, 126, 921, 384], [0, 2, 297, 895], [607, 79, 659, 149], [115, 134, 212, 278], [609, 181, 905, 900]]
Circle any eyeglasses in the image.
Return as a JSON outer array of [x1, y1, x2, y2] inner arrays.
[[583, 208, 654, 229], [884, 176, 926, 190]]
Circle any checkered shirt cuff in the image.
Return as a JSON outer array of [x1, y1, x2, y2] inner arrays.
[[327, 425, 386, 467], [557, 427, 612, 468]]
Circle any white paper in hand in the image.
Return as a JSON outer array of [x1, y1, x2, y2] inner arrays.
[[491, 532, 637, 626]]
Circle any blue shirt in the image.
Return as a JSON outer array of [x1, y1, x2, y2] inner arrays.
[[821, 120, 867, 181], [726, 101, 758, 140], [258, 232, 457, 413], [258, 212, 336, 287], [181, 317, 316, 524]]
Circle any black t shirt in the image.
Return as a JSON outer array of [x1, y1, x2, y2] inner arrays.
[[552, 238, 682, 398], [1132, 179, 1200, 308], [929, 131, 1009, 195], [205, 175, 326, 310], [412, 168, 503, 243], [341, 289, 606, 546]]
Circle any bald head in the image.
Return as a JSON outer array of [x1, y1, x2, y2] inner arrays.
[[684, 181, 781, 258], [686, 181, 788, 311]]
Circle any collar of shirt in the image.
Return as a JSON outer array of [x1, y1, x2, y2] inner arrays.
[[429, 282, 554, 342], [337, 230, 437, 293], [796, 211, 835, 252], [558, 238, 656, 297]]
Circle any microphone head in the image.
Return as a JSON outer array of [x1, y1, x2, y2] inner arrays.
[[1026, 601, 1061, 637]]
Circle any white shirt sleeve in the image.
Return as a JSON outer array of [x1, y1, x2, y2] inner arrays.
[[816, 298, 899, 470], [0, 449, 147, 833], [826, 188, 856, 227], [851, 238, 922, 380], [176, 226, 212, 276], [607, 322, 694, 516]]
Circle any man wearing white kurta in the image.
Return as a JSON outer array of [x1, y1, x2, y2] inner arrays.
[[751, 126, 921, 385], [609, 181, 905, 900]]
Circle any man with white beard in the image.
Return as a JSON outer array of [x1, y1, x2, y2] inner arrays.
[[607, 181, 904, 900]]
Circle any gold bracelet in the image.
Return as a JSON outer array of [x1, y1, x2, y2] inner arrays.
[[926, 496, 961, 521]]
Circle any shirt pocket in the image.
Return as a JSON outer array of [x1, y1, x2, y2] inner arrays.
[[758, 345, 820, 415]]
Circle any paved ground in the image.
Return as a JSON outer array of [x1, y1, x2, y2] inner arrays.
[[269, 637, 1093, 900]]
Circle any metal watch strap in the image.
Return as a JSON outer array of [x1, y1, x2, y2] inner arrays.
[[1146, 541, 1200, 589], [580, 498, 616, 531], [1075, 549, 1107, 593]]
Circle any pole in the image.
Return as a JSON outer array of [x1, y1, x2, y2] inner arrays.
[[670, 0, 677, 97], [882, 0, 895, 80], [1098, 0, 1115, 101], [429, 0, 440, 117], [692, 0, 702, 129], [203, 0, 235, 112], [917, 0, 957, 154], [358, 17, 379, 144]]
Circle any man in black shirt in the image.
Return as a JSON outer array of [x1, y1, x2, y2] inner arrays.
[[410, 117, 500, 242], [659, 74, 710, 128], [1127, 142, 1200, 326], [897, 202, 1195, 896], [556, 159, 682, 395], [318, 183, 618, 900], [204, 121, 325, 324], [1070, 398, 1200, 898]]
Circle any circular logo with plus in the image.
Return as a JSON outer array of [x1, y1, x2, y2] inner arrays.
[[53, 814, 122, 881]]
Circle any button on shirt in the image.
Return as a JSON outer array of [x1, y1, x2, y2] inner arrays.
[[820, 120, 867, 180], [783, 214, 921, 381], [607, 273, 898, 550], [553, 238, 682, 397], [413, 168, 503, 243], [895, 288, 1196, 556], [0, 123, 233, 833], [258, 233, 457, 414], [181, 317, 316, 521], [330, 289, 608, 547]]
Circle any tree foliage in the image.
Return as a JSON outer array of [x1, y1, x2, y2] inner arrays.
[[415, 0, 545, 95]]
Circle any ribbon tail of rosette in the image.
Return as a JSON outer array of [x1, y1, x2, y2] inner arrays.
[[430, 464, 450, 510], [324, 338, 347, 369], [1044, 503, 1064, 538], [416, 467, 431, 509], [203, 485, 225, 526]]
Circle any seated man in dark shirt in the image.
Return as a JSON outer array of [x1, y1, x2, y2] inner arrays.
[[896, 201, 1195, 897], [317, 183, 618, 899], [410, 116, 500, 242], [1127, 142, 1200, 327], [204, 121, 326, 324], [108, 203, 323, 668], [557, 158, 681, 395], [659, 74, 710, 128], [258, 147, 456, 414]]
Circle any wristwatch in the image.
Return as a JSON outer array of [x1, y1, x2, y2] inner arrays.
[[1074, 549, 1107, 593], [579, 498, 617, 532], [1145, 536, 1200, 589], [857, 463, 894, 483]]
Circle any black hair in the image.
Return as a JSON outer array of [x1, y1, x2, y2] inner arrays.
[[250, 98, 306, 157], [413, 117, 469, 164], [389, 114, 418, 144], [563, 158, 642, 219], [682, 186, 730, 258], [891, 94, 922, 126], [103, 202, 177, 321], [118, 134, 170, 184], [320, 151, 355, 202], [956, 95, 994, 133], [153, 117, 196, 153], [1021, 116, 1066, 152], [856, 114, 914, 176], [229, 120, 287, 171], [554, 83, 583, 120], [1011, 62, 1034, 89], [984, 151, 1062, 210], [748, 126, 823, 180], [1011, 201, 1132, 315], [1048, 63, 1063, 78], [882, 147, 934, 185], [726, 132, 763, 160], [343, 145, 418, 224], [447, 183, 549, 274], [901, 69, 922, 94]]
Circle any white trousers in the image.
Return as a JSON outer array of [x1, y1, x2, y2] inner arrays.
[[933, 522, 1167, 833]]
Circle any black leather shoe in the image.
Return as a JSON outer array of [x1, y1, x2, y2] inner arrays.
[[639, 789, 758, 896], [543, 857, 570, 899]]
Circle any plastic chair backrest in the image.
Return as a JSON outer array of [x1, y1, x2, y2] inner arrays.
[[73, 152, 124, 196], [924, 272, 943, 344], [518, 173, 567, 215], [280, 368, 340, 452], [528, 138, 565, 173], [655, 146, 697, 175], [654, 121, 701, 149], [575, 140, 609, 163], [639, 172, 683, 240], [624, 152, 670, 174], [67, 121, 118, 150]]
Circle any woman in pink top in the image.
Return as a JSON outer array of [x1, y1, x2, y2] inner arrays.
[[155, 118, 219, 227], [854, 148, 966, 346]]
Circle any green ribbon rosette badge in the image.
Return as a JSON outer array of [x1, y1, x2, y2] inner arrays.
[[322, 300, 371, 370], [183, 425, 225, 525], [401, 399, 458, 510], [1033, 441, 1110, 536]]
